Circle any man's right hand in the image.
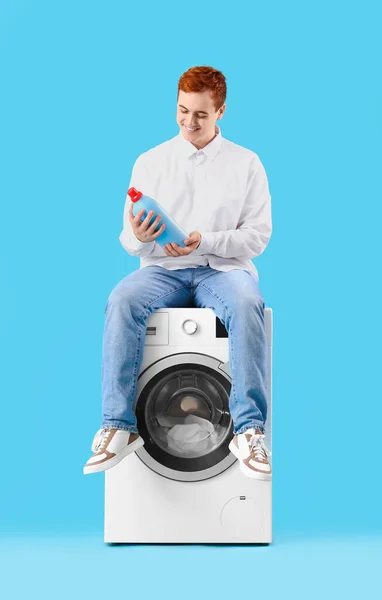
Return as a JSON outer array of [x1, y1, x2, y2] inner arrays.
[[128, 204, 166, 243]]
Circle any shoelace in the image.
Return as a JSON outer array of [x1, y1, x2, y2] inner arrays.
[[91, 428, 111, 453], [249, 432, 272, 461]]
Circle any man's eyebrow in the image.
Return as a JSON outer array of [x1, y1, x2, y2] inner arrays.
[[179, 104, 209, 114]]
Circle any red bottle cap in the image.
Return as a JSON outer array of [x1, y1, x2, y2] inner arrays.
[[127, 187, 143, 202]]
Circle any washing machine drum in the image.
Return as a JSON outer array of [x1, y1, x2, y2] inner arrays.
[[135, 356, 236, 482]]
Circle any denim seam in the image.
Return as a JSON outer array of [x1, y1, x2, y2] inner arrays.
[[234, 423, 265, 435], [197, 283, 239, 422], [101, 424, 138, 433], [196, 269, 225, 287], [130, 327, 143, 414], [190, 269, 195, 300]]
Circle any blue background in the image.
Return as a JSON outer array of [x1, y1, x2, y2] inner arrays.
[[1, 0, 381, 597]]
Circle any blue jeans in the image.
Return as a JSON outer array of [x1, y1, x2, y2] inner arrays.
[[101, 266, 268, 435]]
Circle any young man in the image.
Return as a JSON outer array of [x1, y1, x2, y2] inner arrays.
[[83, 66, 272, 480]]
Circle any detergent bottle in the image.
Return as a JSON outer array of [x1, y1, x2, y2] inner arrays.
[[128, 187, 188, 248]]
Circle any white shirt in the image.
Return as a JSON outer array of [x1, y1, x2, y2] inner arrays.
[[119, 125, 272, 281]]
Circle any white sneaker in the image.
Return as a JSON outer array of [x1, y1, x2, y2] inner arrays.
[[83, 428, 144, 475], [229, 428, 272, 480]]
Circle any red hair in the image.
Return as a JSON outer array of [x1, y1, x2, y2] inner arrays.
[[177, 66, 227, 112]]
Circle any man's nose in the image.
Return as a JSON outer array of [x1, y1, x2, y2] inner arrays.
[[185, 115, 199, 126]]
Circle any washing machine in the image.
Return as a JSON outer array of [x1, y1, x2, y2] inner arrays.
[[104, 307, 272, 544]]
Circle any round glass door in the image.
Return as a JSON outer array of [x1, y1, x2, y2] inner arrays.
[[135, 353, 236, 481]]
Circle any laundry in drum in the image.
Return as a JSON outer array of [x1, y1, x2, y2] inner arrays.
[[166, 414, 219, 454]]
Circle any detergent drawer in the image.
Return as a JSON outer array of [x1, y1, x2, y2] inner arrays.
[[144, 311, 169, 346]]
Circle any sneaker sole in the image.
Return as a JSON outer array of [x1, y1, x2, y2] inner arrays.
[[83, 436, 145, 475], [228, 440, 272, 481]]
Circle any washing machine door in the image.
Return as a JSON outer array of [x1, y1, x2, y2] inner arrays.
[[135, 353, 236, 482]]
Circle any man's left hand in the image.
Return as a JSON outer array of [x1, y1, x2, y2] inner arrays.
[[164, 231, 201, 256]]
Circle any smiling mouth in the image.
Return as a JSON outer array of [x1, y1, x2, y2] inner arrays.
[[184, 125, 200, 132]]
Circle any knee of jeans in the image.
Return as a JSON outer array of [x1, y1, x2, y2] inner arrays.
[[233, 293, 264, 314], [104, 285, 139, 315]]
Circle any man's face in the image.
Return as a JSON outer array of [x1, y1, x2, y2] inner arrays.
[[176, 90, 225, 148]]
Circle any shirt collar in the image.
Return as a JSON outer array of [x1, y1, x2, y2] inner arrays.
[[175, 124, 223, 161]]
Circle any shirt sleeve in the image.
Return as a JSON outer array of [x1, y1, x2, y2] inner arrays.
[[193, 155, 272, 259], [119, 155, 157, 257]]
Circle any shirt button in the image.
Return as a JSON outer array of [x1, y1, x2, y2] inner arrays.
[[195, 151, 204, 165]]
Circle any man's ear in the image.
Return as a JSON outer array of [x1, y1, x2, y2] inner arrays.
[[217, 103, 226, 120]]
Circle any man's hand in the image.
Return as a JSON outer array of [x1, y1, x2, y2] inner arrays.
[[164, 231, 201, 256], [129, 204, 166, 243]]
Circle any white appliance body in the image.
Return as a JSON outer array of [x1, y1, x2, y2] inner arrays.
[[105, 307, 272, 543]]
